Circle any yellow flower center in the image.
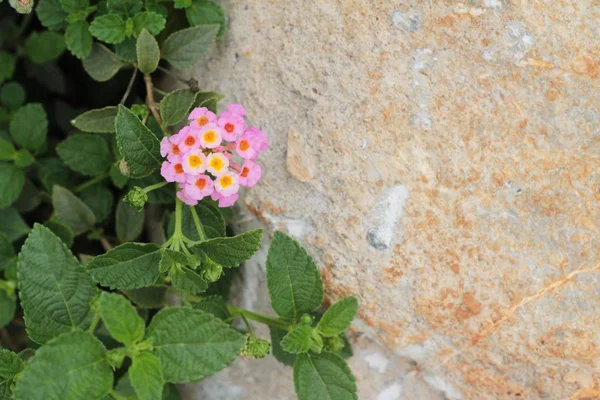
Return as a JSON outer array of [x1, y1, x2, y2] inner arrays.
[[204, 130, 217, 143], [220, 175, 233, 188], [188, 155, 202, 168], [210, 157, 224, 171]]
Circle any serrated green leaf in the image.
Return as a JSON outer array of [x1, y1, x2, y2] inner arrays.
[[116, 198, 145, 242], [59, 0, 88, 13], [80, 184, 114, 222], [107, 0, 142, 17], [115, 37, 137, 63], [147, 307, 245, 383], [65, 21, 92, 59], [136, 29, 160, 74], [293, 352, 357, 400], [0, 208, 29, 242], [24, 31, 65, 63], [317, 297, 358, 337], [194, 91, 222, 113], [0, 163, 24, 209], [158, 248, 187, 273], [17, 224, 96, 343], [52, 185, 97, 235], [0, 288, 16, 327], [13, 149, 35, 168], [115, 105, 161, 177], [9, 103, 47, 152], [98, 291, 145, 346], [191, 229, 262, 268], [160, 89, 196, 127], [192, 295, 230, 320], [161, 25, 219, 69], [71, 106, 118, 133], [83, 43, 125, 82], [186, 0, 226, 38], [90, 14, 126, 44], [0, 52, 16, 85], [167, 200, 225, 241], [44, 219, 74, 248], [281, 324, 314, 354], [37, 0, 68, 31], [0, 349, 23, 379], [0, 138, 15, 160], [56, 134, 112, 176], [123, 285, 167, 309], [37, 157, 70, 193], [130, 352, 164, 400], [174, 0, 191, 8], [13, 330, 113, 400], [169, 264, 208, 294], [266, 231, 324, 319], [0, 82, 25, 109], [87, 242, 161, 289], [132, 12, 166, 36], [270, 326, 297, 366]]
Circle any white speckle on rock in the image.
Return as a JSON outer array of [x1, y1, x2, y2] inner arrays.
[[377, 382, 403, 400], [424, 374, 463, 400], [364, 352, 391, 373], [503, 22, 534, 62], [367, 185, 410, 251], [484, 0, 504, 8], [390, 10, 420, 32]]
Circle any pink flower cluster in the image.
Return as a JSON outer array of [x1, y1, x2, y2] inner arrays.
[[160, 104, 268, 207]]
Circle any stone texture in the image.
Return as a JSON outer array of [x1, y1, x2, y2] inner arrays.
[[191, 1, 600, 399]]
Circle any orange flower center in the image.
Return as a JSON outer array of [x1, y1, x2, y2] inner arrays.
[[204, 130, 216, 143], [184, 136, 196, 146], [188, 155, 202, 168], [241, 167, 250, 178], [239, 140, 250, 151], [174, 164, 184, 174], [220, 175, 233, 188], [224, 123, 234, 133], [197, 116, 209, 127], [172, 144, 181, 155], [195, 178, 207, 190]]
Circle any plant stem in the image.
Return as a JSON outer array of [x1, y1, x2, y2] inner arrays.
[[144, 74, 163, 126], [73, 173, 109, 193], [120, 67, 138, 105], [143, 181, 168, 194], [110, 390, 128, 400], [189, 206, 207, 242], [241, 315, 254, 335], [157, 65, 199, 91], [174, 198, 183, 238], [227, 305, 293, 331], [99, 237, 113, 251], [88, 313, 101, 334]]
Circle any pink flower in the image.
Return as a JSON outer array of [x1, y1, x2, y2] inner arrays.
[[235, 135, 259, 159], [205, 152, 229, 177], [218, 112, 245, 142], [182, 150, 207, 174], [238, 160, 262, 187], [245, 127, 269, 151], [184, 174, 214, 200], [161, 159, 186, 183], [160, 135, 183, 162], [178, 126, 201, 152], [214, 172, 240, 197], [227, 103, 247, 116], [211, 191, 239, 208], [189, 107, 217, 130], [197, 124, 223, 149], [177, 189, 198, 206]]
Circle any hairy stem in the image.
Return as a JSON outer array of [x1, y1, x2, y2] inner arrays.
[[143, 181, 168, 194], [120, 67, 138, 105], [73, 173, 109, 193], [144, 74, 163, 126], [227, 305, 292, 331], [87, 313, 101, 334], [189, 206, 207, 242]]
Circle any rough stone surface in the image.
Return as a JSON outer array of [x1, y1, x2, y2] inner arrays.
[[190, 1, 600, 399]]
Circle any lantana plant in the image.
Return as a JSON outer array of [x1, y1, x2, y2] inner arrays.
[[0, 1, 359, 400]]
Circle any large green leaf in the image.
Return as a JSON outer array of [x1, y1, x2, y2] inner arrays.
[[123, 285, 167, 309], [0, 349, 23, 380], [191, 229, 262, 268], [161, 25, 219, 69], [132, 11, 166, 36], [98, 291, 145, 346], [186, 0, 226, 38], [129, 352, 164, 400], [136, 29, 160, 74], [146, 307, 245, 383], [80, 184, 114, 222], [266, 231, 323, 319], [293, 352, 357, 400], [9, 103, 47, 152], [13, 330, 113, 400], [59, 0, 88, 13], [43, 219, 74, 248], [0, 82, 25, 110], [0, 208, 29, 242], [65, 21, 93, 59], [24, 31, 65, 63], [52, 185, 96, 235], [87, 242, 161, 289], [56, 134, 112, 176], [37, 0, 68, 31], [90, 13, 126, 44], [167, 200, 225, 241], [115, 105, 161, 177], [316, 297, 358, 337], [169, 264, 208, 295], [0, 163, 24, 209], [107, 0, 142, 17], [116, 199, 145, 242], [159, 89, 196, 127], [83, 43, 125, 82], [270, 326, 296, 366], [192, 295, 230, 320], [71, 106, 118, 133], [17, 224, 96, 343], [280, 324, 314, 354]]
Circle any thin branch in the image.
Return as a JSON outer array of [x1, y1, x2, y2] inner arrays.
[[120, 67, 138, 105], [144, 74, 163, 126], [100, 237, 113, 251], [157, 66, 199, 91]]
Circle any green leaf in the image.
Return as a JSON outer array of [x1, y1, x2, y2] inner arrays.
[[169, 264, 208, 295], [270, 326, 297, 366], [90, 14, 126, 44], [0, 52, 16, 84], [24, 31, 65, 63], [37, 157, 70, 193], [192, 295, 230, 320], [123, 285, 167, 309], [0, 348, 23, 379], [71, 106, 118, 133], [0, 232, 15, 268], [13, 330, 113, 400], [13, 179, 40, 213], [0, 208, 29, 242], [37, 0, 68, 31], [0, 138, 16, 160], [186, 1, 226, 38], [65, 21, 93, 59], [8, 0, 34, 14], [317, 297, 358, 337], [115, 105, 161, 177], [160, 89, 196, 127], [17, 224, 96, 343], [0, 163, 24, 209], [136, 29, 160, 74], [0, 287, 16, 327], [98, 291, 145, 346], [194, 91, 222, 113], [132, 12, 166, 36], [147, 307, 245, 383], [87, 242, 161, 289], [13, 149, 35, 168], [82, 43, 125, 81], [174, 0, 191, 8], [192, 229, 262, 268], [52, 185, 97, 235], [10, 103, 48, 152], [281, 324, 315, 354], [161, 25, 219, 69], [80, 184, 114, 222], [266, 231, 324, 319], [130, 352, 164, 400], [59, 0, 88, 13], [116, 199, 145, 242], [158, 248, 187, 273], [44, 219, 74, 248], [0, 82, 25, 109], [56, 134, 112, 176], [115, 37, 137, 63], [107, 0, 142, 17], [167, 200, 225, 241], [293, 352, 357, 400]]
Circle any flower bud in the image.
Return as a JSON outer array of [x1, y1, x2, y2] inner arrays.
[[240, 335, 271, 359], [323, 335, 346, 353], [300, 314, 313, 326], [131, 104, 149, 120], [200, 259, 223, 283], [124, 186, 148, 212]]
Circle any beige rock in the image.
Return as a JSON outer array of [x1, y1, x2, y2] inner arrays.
[[191, 0, 600, 399]]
